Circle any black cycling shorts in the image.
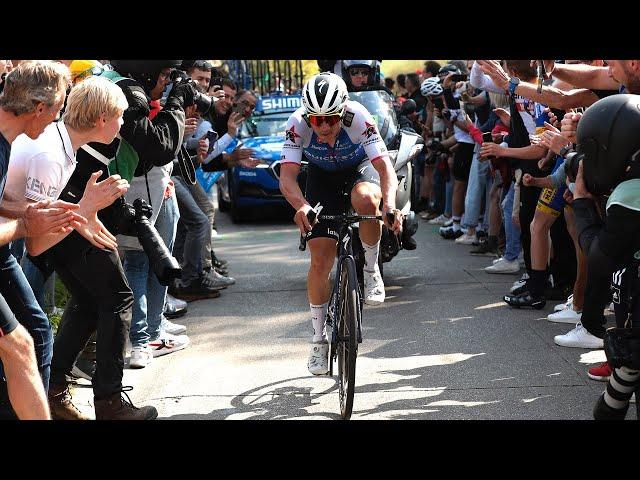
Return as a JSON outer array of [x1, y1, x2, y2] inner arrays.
[[452, 142, 475, 182], [305, 160, 381, 242]]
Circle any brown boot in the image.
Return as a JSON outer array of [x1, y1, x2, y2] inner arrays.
[[94, 387, 158, 420], [48, 383, 91, 420]]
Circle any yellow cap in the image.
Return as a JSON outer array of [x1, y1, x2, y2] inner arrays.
[[69, 60, 103, 82]]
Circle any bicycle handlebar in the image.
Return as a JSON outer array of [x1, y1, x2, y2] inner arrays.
[[299, 209, 395, 252]]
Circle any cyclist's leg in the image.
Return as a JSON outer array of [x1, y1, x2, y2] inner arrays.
[[307, 238, 337, 341], [350, 161, 385, 305], [350, 160, 382, 247], [303, 165, 343, 374]]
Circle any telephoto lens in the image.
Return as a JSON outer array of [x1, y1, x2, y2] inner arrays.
[[564, 152, 583, 183], [132, 198, 182, 286]]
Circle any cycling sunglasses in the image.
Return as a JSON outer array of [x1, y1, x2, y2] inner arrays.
[[308, 114, 342, 127]]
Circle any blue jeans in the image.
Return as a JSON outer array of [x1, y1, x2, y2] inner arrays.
[[9, 239, 55, 312], [0, 244, 52, 391], [501, 182, 521, 262], [444, 176, 454, 217], [462, 153, 492, 230], [173, 175, 209, 284], [124, 194, 179, 347]]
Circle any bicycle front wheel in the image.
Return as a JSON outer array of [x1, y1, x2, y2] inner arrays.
[[337, 256, 360, 420]]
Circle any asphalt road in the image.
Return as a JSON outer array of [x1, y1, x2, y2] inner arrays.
[[72, 205, 623, 420]]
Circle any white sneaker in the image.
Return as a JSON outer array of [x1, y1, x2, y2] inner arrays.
[[148, 331, 190, 358], [307, 341, 329, 375], [455, 233, 476, 245], [485, 257, 520, 274], [443, 218, 453, 228], [554, 322, 604, 349], [130, 345, 153, 369], [161, 316, 187, 335], [364, 269, 385, 305], [554, 294, 573, 312], [547, 307, 582, 324], [428, 214, 450, 225]]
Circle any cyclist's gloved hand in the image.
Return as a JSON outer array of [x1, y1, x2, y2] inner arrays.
[[294, 204, 315, 236], [384, 207, 403, 235]]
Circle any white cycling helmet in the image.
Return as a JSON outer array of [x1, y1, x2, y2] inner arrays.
[[420, 77, 443, 97], [301, 72, 349, 115]]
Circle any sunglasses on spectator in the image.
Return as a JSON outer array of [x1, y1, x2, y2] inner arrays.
[[349, 68, 369, 77], [192, 60, 213, 71], [308, 114, 342, 127]]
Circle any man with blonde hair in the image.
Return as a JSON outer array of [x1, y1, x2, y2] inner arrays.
[[0, 60, 83, 419]]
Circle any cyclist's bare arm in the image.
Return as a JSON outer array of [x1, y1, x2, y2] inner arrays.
[[280, 162, 313, 234], [371, 155, 402, 233]]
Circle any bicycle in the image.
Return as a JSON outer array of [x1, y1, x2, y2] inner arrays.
[[299, 202, 393, 419]]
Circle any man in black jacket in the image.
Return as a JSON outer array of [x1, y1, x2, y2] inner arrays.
[[45, 60, 198, 420]]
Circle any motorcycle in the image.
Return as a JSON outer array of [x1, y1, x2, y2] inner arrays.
[[346, 90, 422, 281]]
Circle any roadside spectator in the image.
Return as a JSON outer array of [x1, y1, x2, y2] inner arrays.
[[0, 60, 77, 420]]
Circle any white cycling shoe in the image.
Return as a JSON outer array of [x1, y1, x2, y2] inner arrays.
[[307, 341, 329, 375], [364, 269, 385, 306]]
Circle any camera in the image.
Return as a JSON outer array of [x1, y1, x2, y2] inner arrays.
[[118, 198, 182, 286], [564, 151, 584, 184], [169, 69, 213, 116]]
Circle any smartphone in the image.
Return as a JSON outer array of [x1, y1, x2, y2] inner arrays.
[[201, 129, 218, 154], [432, 97, 444, 110], [232, 101, 246, 117], [482, 132, 493, 144], [451, 74, 468, 82]]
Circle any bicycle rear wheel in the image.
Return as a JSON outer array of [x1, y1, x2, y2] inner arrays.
[[337, 256, 360, 419]]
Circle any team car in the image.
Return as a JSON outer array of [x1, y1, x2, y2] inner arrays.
[[216, 92, 305, 222]]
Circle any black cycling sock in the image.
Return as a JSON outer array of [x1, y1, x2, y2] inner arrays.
[[527, 269, 547, 297]]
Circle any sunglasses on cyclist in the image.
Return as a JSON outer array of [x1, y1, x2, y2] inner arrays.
[[308, 114, 342, 127], [349, 68, 369, 77]]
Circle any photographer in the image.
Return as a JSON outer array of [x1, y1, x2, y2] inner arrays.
[[169, 79, 249, 300], [560, 94, 640, 419], [44, 59, 199, 420]]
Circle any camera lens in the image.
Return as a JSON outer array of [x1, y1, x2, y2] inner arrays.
[[194, 91, 212, 116], [564, 152, 582, 183]]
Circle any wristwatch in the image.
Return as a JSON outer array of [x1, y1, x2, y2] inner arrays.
[[508, 76, 520, 96], [559, 144, 575, 158]]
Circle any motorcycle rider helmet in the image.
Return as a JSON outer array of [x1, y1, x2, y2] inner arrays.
[[575, 93, 640, 195], [109, 60, 182, 94], [301, 72, 349, 116], [341, 60, 381, 89], [420, 77, 443, 97]]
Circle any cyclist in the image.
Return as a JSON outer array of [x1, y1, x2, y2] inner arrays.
[[279, 72, 402, 375]]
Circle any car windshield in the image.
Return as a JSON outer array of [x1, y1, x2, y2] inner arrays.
[[240, 113, 291, 138], [348, 90, 398, 145]]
